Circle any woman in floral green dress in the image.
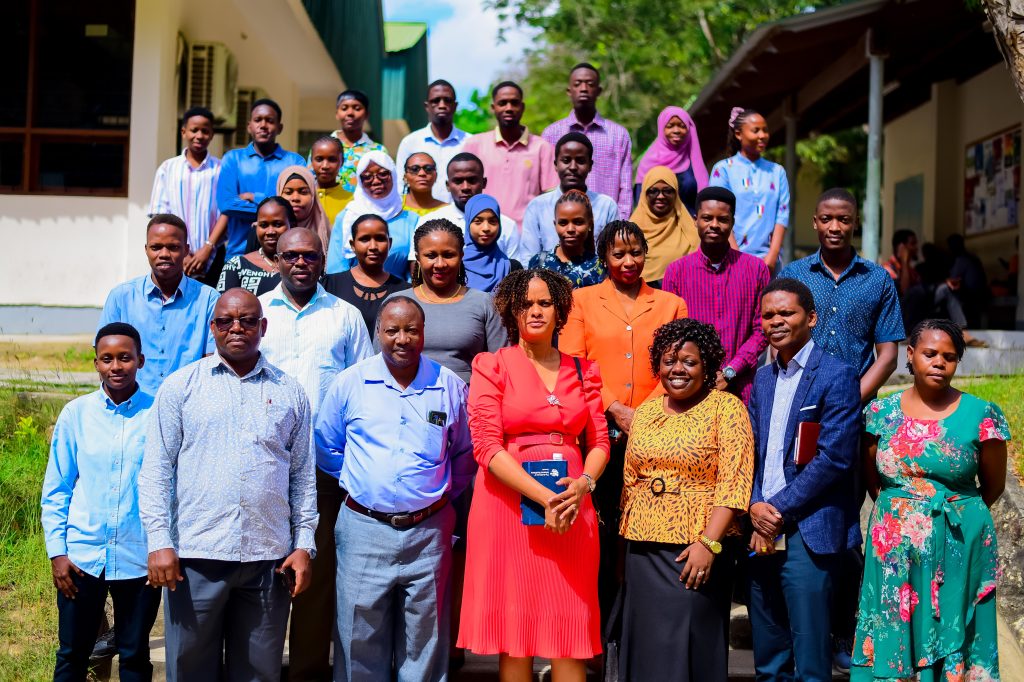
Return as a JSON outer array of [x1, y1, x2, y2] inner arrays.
[[853, 319, 1010, 682]]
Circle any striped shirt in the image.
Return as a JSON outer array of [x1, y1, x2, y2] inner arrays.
[[542, 110, 633, 219], [148, 151, 221, 258], [662, 248, 770, 403]]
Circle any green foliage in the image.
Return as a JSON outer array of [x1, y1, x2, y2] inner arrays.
[[488, 0, 847, 156], [454, 88, 496, 135]]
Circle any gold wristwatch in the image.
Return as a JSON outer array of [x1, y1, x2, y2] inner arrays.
[[699, 534, 722, 554]]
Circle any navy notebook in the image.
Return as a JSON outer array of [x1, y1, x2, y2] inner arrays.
[[521, 458, 568, 525]]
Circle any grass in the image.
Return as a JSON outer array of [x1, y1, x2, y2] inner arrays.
[[0, 340, 95, 374], [955, 375, 1024, 478]]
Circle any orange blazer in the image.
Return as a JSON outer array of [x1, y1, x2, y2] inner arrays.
[[560, 279, 688, 410]]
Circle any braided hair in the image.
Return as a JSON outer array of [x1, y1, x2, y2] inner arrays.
[[906, 318, 967, 374], [596, 220, 649, 268], [411, 218, 466, 286], [648, 318, 726, 385], [256, 196, 297, 227], [727, 107, 763, 154], [310, 134, 342, 157], [493, 268, 574, 344], [555, 189, 596, 256]]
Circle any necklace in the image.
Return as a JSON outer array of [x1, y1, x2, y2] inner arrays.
[[418, 283, 462, 303], [259, 248, 277, 271]]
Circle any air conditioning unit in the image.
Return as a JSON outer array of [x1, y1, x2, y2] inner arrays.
[[186, 42, 238, 130], [232, 87, 270, 149]]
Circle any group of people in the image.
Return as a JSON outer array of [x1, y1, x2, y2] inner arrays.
[[39, 59, 1011, 682]]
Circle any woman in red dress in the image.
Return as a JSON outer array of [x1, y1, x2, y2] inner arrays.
[[459, 268, 610, 681]]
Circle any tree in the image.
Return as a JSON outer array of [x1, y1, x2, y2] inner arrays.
[[454, 89, 495, 135], [980, 1, 1024, 105]]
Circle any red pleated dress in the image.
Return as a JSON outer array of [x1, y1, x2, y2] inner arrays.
[[457, 345, 610, 659]]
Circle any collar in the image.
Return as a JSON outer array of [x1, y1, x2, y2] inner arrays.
[[146, 274, 186, 302], [422, 125, 465, 146], [245, 142, 285, 160], [697, 247, 737, 271], [266, 282, 326, 314], [809, 248, 865, 281], [180, 149, 215, 170], [778, 339, 815, 372], [211, 352, 271, 380], [493, 126, 531, 148], [364, 353, 438, 395], [567, 109, 605, 130], [333, 131, 372, 148], [98, 383, 141, 410]]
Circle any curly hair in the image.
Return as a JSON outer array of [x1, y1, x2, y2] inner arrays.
[[493, 268, 574, 344], [906, 319, 967, 377], [648, 318, 726, 383], [596, 220, 649, 268], [411, 218, 466, 286]]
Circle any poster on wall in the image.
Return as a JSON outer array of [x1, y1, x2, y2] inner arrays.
[[964, 126, 1021, 235]]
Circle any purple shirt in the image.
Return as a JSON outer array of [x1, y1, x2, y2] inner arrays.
[[542, 110, 633, 219], [662, 248, 770, 403]]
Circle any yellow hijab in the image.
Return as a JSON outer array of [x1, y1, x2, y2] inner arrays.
[[629, 165, 699, 282]]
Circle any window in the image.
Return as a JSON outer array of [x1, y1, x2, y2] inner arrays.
[[1, 0, 134, 196]]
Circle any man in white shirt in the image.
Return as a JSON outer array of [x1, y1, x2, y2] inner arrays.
[[409, 153, 522, 264], [257, 227, 372, 681], [395, 80, 467, 203]]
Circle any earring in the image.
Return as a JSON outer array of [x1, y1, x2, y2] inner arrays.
[[412, 262, 421, 284]]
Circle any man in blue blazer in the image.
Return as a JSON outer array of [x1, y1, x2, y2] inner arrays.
[[746, 277, 862, 681]]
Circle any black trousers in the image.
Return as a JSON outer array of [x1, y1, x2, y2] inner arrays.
[[55, 572, 160, 682], [595, 436, 626, 628], [619, 540, 735, 682]]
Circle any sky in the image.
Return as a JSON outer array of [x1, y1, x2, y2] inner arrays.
[[382, 0, 535, 106]]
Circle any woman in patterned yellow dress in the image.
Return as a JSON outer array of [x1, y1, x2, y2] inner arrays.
[[852, 319, 1010, 681], [618, 318, 754, 681]]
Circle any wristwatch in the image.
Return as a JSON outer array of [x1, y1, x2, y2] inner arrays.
[[699, 534, 722, 554], [722, 366, 737, 382], [581, 473, 596, 494]]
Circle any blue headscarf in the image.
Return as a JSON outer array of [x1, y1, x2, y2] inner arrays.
[[463, 194, 511, 292]]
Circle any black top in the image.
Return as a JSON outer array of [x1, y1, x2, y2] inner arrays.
[[322, 270, 412, 333], [217, 255, 280, 296]]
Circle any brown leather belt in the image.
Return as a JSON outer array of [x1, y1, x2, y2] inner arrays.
[[508, 433, 571, 447], [344, 494, 449, 529]]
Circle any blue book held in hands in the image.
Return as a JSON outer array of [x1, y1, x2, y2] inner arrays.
[[521, 456, 568, 525]]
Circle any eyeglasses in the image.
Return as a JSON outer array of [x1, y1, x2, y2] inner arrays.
[[279, 251, 322, 264], [428, 97, 455, 105], [405, 164, 436, 175], [646, 187, 677, 198], [212, 316, 262, 332], [359, 170, 392, 184]]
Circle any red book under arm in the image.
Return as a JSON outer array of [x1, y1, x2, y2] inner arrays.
[[794, 421, 821, 466]]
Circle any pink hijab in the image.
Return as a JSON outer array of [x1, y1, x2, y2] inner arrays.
[[634, 106, 709, 190]]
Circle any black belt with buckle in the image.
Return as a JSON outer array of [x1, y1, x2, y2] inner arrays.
[[345, 494, 449, 529]]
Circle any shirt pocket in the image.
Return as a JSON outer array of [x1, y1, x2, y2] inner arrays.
[[256, 403, 296, 451]]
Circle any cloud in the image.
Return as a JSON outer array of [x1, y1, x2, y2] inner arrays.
[[384, 0, 536, 104]]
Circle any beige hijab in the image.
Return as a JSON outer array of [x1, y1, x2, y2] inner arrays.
[[276, 165, 332, 252], [629, 165, 699, 282]]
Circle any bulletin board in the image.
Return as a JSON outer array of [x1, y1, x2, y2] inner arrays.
[[964, 125, 1021, 235]]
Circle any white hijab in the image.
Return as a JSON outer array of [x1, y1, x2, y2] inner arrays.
[[340, 150, 404, 237]]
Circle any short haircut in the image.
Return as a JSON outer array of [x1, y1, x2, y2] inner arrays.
[[555, 190, 595, 256], [892, 229, 917, 250], [648, 318, 725, 381], [404, 151, 437, 169], [491, 80, 523, 100], [493, 269, 574, 344], [695, 186, 736, 215], [427, 79, 455, 95], [555, 131, 593, 158], [251, 98, 282, 120], [761, 277, 816, 314], [351, 213, 390, 238], [336, 89, 369, 108], [816, 187, 858, 212], [596, 220, 649, 268], [376, 295, 425, 331], [256, 196, 297, 226], [447, 151, 484, 175], [147, 213, 188, 240], [908, 318, 967, 360], [181, 106, 215, 128], [95, 322, 142, 354], [570, 62, 600, 79], [311, 135, 343, 155]]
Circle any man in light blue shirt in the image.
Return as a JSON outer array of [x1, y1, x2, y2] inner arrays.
[[315, 295, 474, 682], [41, 322, 161, 681], [98, 214, 220, 396], [140, 288, 317, 682], [216, 98, 305, 258], [395, 80, 467, 202]]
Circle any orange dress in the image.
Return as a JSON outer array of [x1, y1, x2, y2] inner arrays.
[[458, 345, 610, 658]]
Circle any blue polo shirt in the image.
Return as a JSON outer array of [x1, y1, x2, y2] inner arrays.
[[98, 274, 220, 395], [778, 249, 905, 377], [216, 142, 305, 257]]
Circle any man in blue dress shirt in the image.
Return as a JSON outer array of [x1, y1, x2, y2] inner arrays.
[[98, 214, 220, 396], [315, 296, 475, 682], [216, 98, 305, 259], [41, 322, 161, 681]]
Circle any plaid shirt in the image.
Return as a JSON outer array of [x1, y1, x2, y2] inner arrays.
[[542, 110, 633, 219]]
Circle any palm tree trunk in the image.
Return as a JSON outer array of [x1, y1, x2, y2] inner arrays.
[[982, 0, 1024, 103]]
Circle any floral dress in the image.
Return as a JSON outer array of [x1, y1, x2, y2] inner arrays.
[[527, 250, 605, 288], [852, 391, 1010, 682]]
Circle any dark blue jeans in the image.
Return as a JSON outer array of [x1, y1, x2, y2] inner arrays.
[[55, 572, 160, 682], [747, 529, 839, 682]]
